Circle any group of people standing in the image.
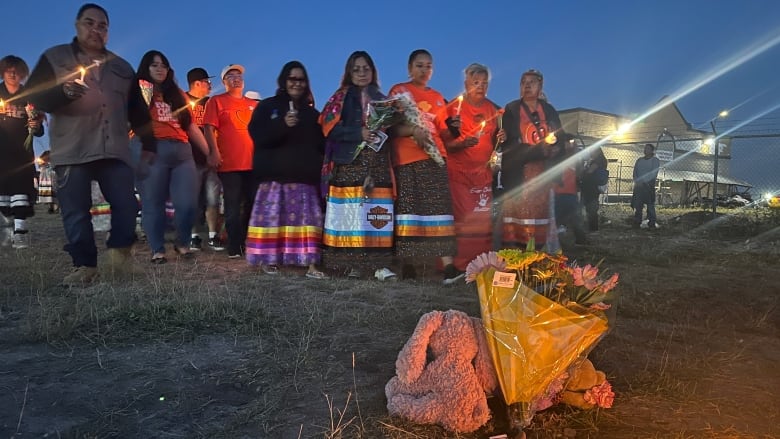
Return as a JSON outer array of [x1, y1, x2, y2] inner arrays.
[[2, 2, 613, 287]]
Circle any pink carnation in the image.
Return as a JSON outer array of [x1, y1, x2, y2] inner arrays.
[[583, 380, 614, 408], [568, 264, 600, 290], [589, 302, 612, 311], [599, 273, 619, 293]]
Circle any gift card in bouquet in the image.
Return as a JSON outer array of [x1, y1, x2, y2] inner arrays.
[[367, 130, 388, 152]]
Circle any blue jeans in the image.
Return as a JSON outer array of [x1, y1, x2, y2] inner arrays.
[[633, 182, 657, 225], [137, 140, 198, 254], [55, 160, 137, 267]]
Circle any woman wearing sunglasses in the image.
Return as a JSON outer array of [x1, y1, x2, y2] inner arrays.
[[499, 69, 564, 250], [246, 61, 328, 279]]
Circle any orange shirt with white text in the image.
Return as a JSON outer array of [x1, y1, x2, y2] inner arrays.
[[149, 91, 189, 143]]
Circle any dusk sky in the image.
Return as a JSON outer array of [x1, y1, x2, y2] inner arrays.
[[4, 0, 780, 148]]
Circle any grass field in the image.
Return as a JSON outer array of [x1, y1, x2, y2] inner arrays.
[[1, 205, 778, 438]]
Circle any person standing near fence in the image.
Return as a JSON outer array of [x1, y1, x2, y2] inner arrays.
[[581, 145, 608, 232], [26, 3, 156, 286], [632, 143, 660, 229]]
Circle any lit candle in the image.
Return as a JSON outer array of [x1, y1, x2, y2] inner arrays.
[[0, 99, 4, 111], [189, 100, 196, 110], [75, 66, 88, 88], [455, 95, 463, 115], [477, 120, 486, 137]]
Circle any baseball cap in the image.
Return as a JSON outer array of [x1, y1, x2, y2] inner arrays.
[[186, 67, 213, 84], [244, 91, 261, 101], [220, 64, 246, 80], [521, 69, 543, 81]]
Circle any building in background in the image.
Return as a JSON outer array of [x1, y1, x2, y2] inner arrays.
[[559, 98, 751, 206]]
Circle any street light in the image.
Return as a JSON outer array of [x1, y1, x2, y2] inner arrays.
[[710, 110, 728, 214]]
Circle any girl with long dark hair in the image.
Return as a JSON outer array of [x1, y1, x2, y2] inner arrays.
[[131, 50, 209, 263]]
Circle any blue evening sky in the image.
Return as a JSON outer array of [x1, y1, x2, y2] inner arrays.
[[4, 0, 780, 138]]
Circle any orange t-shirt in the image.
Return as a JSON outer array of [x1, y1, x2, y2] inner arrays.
[[149, 91, 189, 143], [388, 82, 448, 166], [443, 98, 499, 177], [203, 93, 256, 172]]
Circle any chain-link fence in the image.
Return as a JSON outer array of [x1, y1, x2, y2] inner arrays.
[[582, 134, 780, 209]]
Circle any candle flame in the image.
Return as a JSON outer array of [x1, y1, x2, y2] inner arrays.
[[189, 100, 196, 109], [457, 95, 463, 102], [79, 66, 86, 75], [480, 120, 486, 128]]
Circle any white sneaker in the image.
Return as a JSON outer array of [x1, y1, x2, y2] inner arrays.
[[12, 233, 29, 249], [374, 267, 397, 281]]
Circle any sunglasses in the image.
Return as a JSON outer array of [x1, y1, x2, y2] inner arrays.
[[287, 76, 307, 83]]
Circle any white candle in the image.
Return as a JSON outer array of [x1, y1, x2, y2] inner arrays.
[[288, 101, 295, 113], [79, 67, 86, 82], [477, 120, 486, 137], [455, 95, 463, 115]]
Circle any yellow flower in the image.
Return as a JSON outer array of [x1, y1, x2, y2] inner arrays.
[[533, 269, 555, 281], [497, 249, 548, 271]]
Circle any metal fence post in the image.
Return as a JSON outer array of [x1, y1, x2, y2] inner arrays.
[[710, 120, 719, 214]]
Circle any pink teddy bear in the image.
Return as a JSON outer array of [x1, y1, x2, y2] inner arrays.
[[385, 309, 498, 433]]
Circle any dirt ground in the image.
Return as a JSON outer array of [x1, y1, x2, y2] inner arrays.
[[1, 205, 779, 438]]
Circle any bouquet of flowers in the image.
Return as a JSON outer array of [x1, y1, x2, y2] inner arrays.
[[391, 91, 445, 166], [139, 79, 154, 106], [357, 97, 406, 153], [24, 104, 41, 151], [465, 245, 619, 430]]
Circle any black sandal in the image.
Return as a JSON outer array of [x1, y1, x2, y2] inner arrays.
[[151, 254, 167, 265]]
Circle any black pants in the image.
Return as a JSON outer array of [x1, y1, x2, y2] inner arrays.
[[217, 171, 256, 255], [581, 186, 600, 232]]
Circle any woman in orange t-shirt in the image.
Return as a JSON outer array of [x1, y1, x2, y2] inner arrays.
[[388, 49, 457, 284], [131, 50, 209, 263], [440, 63, 506, 274]]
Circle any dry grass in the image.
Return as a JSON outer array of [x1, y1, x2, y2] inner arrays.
[[1, 206, 779, 438]]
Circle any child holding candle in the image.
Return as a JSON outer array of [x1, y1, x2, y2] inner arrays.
[[0, 55, 44, 249]]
